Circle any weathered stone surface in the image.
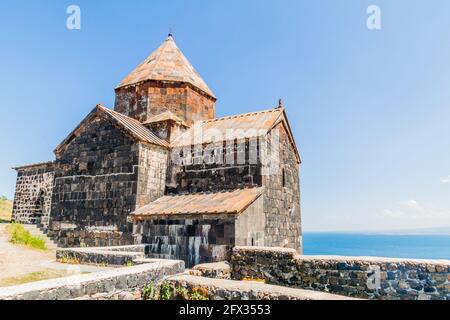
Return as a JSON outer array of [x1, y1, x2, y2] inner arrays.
[[192, 261, 231, 279], [261, 123, 301, 251], [134, 218, 233, 268], [0, 259, 184, 300], [74, 289, 142, 300], [230, 247, 450, 300], [12, 162, 55, 226], [56, 245, 149, 266], [167, 275, 356, 300], [115, 80, 216, 126], [49, 118, 141, 246]]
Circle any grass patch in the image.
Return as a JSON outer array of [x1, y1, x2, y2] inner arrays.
[[0, 269, 76, 287], [0, 196, 12, 222], [142, 282, 210, 300], [57, 254, 109, 268], [242, 277, 266, 283], [6, 223, 47, 251], [57, 255, 80, 265]]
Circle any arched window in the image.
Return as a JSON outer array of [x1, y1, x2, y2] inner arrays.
[[32, 189, 46, 225]]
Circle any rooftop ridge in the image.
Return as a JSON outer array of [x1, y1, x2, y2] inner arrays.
[[143, 110, 188, 127], [13, 161, 55, 171], [203, 107, 283, 123]]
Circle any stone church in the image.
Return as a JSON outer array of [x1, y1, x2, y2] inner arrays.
[[12, 34, 302, 267]]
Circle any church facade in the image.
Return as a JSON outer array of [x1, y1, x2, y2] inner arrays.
[[12, 35, 302, 267]]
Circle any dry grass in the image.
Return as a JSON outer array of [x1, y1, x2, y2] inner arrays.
[[57, 255, 80, 265], [242, 277, 266, 284], [0, 197, 12, 222], [6, 223, 47, 251], [0, 269, 76, 287]]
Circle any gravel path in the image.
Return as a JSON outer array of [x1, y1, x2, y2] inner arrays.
[[0, 224, 56, 281], [0, 224, 112, 284]]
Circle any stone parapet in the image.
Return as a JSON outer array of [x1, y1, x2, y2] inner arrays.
[[191, 261, 231, 279], [56, 245, 149, 266], [0, 259, 184, 300], [230, 246, 450, 300], [167, 275, 356, 300]]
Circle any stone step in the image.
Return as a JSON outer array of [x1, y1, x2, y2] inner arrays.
[[19, 224, 60, 249]]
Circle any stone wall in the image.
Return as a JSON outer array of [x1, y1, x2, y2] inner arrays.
[[12, 162, 55, 226], [166, 274, 355, 300], [234, 196, 265, 247], [230, 247, 450, 300], [169, 139, 262, 194], [0, 260, 184, 300], [49, 117, 140, 246], [56, 245, 148, 266], [134, 216, 233, 268], [135, 143, 168, 209], [262, 123, 301, 251], [169, 125, 301, 252], [114, 80, 215, 125]]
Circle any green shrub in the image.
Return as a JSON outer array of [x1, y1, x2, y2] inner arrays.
[[142, 283, 159, 300], [188, 287, 209, 300], [159, 281, 172, 300], [174, 286, 189, 300], [6, 224, 47, 250], [142, 282, 210, 301]]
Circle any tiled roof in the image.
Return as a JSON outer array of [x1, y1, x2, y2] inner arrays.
[[116, 35, 215, 99], [171, 107, 300, 163], [98, 105, 170, 147], [171, 107, 284, 145], [143, 111, 188, 127], [54, 105, 169, 155], [131, 187, 264, 218]]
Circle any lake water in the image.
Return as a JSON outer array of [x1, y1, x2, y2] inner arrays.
[[303, 233, 450, 260]]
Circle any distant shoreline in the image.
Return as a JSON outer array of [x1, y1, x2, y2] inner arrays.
[[304, 230, 450, 236], [304, 232, 450, 236]]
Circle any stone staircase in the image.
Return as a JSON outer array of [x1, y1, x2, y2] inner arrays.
[[21, 224, 59, 250]]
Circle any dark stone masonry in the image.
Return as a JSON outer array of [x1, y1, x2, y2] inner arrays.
[[11, 34, 302, 267], [230, 247, 450, 300], [12, 162, 55, 226], [49, 118, 139, 247]]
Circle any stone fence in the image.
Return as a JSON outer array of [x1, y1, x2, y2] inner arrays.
[[167, 274, 356, 300], [56, 245, 150, 266], [0, 259, 184, 300], [230, 247, 450, 300]]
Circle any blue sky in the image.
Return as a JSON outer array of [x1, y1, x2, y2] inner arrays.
[[1, 0, 450, 232]]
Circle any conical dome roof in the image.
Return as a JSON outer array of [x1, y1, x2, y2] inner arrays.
[[116, 34, 215, 99]]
